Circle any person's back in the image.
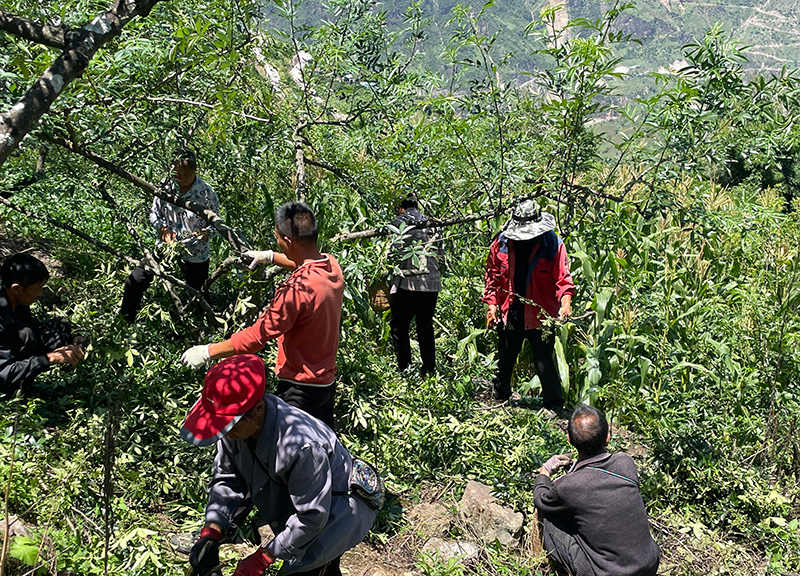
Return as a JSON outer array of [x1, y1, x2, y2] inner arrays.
[[534, 404, 659, 576], [391, 206, 442, 293], [535, 451, 659, 575]]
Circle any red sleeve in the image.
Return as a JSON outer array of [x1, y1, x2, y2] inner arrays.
[[553, 243, 576, 302], [230, 279, 304, 353], [482, 239, 503, 305]]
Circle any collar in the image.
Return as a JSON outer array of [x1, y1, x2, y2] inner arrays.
[[570, 451, 612, 473]]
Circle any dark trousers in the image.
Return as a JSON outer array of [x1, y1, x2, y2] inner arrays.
[[275, 380, 336, 431], [541, 516, 593, 576], [18, 318, 72, 356], [494, 324, 564, 410], [120, 259, 209, 322], [390, 289, 438, 375]]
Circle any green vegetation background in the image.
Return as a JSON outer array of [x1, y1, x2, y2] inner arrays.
[[1, 0, 800, 573]]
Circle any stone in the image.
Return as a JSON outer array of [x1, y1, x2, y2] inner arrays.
[[407, 502, 452, 539], [421, 537, 480, 562], [460, 480, 523, 547]]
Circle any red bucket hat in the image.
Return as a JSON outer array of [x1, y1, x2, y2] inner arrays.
[[180, 354, 266, 446]]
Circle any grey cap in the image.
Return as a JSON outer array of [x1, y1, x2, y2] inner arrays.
[[503, 200, 556, 241]]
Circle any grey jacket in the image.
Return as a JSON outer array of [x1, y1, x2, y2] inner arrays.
[[205, 394, 376, 573], [534, 451, 660, 576], [390, 208, 443, 292]]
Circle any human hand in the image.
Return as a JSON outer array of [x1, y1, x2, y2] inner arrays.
[[559, 296, 572, 320], [486, 304, 499, 328], [242, 250, 274, 270], [233, 547, 273, 576], [160, 226, 176, 243], [181, 344, 211, 369], [542, 453, 572, 474], [189, 526, 222, 576], [47, 345, 85, 367], [72, 334, 90, 349]]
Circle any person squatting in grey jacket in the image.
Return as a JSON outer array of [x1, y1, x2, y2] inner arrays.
[[389, 193, 444, 377], [534, 404, 660, 576], [181, 354, 376, 576]]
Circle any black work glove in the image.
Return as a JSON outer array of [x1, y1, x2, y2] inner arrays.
[[189, 526, 222, 576]]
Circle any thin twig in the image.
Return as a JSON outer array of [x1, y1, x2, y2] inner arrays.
[[0, 414, 19, 576]]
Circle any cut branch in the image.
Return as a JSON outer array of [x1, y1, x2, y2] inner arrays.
[[0, 194, 192, 292], [0, 0, 164, 167], [329, 206, 511, 243]]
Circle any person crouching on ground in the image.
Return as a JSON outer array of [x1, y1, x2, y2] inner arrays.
[[182, 354, 376, 576], [534, 404, 660, 576], [0, 253, 85, 395]]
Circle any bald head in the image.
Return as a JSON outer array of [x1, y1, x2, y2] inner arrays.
[[567, 404, 609, 456]]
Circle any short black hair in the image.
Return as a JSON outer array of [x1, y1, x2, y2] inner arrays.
[[275, 202, 318, 244], [567, 404, 609, 455], [174, 149, 197, 171], [1, 253, 50, 289], [399, 193, 418, 210]]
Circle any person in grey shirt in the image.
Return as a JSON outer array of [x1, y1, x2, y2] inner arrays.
[[120, 149, 219, 322], [181, 354, 376, 576], [534, 404, 660, 576]]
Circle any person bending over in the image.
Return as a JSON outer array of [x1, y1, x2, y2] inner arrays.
[[182, 355, 376, 576], [0, 253, 85, 395]]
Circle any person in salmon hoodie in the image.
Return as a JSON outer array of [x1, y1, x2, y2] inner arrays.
[[181, 201, 343, 431]]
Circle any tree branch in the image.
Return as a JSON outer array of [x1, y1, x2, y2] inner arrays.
[[42, 133, 248, 251], [0, 0, 164, 167], [329, 206, 512, 243], [0, 11, 68, 49]]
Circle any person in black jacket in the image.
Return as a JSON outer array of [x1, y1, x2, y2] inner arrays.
[[0, 253, 84, 395], [534, 404, 660, 576], [388, 193, 444, 377]]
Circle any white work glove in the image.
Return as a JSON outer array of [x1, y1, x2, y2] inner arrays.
[[243, 250, 274, 270], [542, 454, 572, 474], [181, 344, 211, 369]]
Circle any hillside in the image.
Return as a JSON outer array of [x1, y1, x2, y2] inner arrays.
[[304, 0, 800, 94]]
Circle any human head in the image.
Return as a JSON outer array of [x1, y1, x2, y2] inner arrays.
[[567, 404, 610, 456], [274, 201, 318, 246], [503, 200, 556, 241], [172, 149, 197, 188], [1, 253, 50, 289], [399, 193, 418, 210], [180, 355, 267, 446]]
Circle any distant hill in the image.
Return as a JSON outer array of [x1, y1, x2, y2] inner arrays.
[[273, 0, 800, 97]]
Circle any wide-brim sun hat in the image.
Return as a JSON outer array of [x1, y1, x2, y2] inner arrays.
[[502, 200, 556, 241], [180, 354, 266, 446]]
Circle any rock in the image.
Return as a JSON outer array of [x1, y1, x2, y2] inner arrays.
[[0, 515, 33, 539], [421, 537, 480, 562], [407, 502, 452, 539], [460, 481, 523, 547]]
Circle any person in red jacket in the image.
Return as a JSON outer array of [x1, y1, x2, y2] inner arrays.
[[181, 201, 344, 430], [482, 201, 575, 412]]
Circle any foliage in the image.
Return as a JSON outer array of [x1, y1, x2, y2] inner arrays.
[[2, 0, 800, 574]]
